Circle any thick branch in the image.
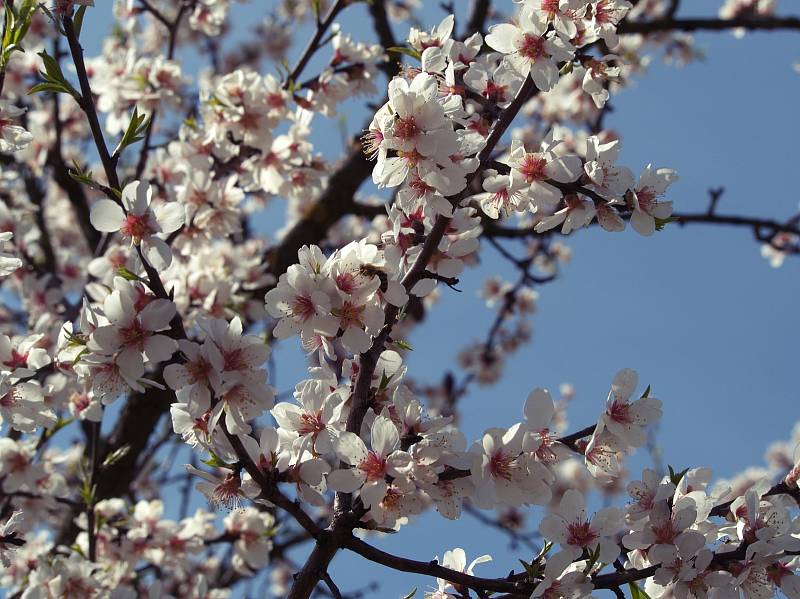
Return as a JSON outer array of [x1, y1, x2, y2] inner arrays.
[[619, 15, 800, 34]]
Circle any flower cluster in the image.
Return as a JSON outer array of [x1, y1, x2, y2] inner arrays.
[[0, 0, 797, 597]]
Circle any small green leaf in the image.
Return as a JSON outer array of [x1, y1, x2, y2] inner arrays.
[[74, 5, 88, 40], [629, 582, 652, 599], [641, 384, 651, 399], [116, 266, 143, 282], [102, 445, 130, 469], [113, 106, 150, 157], [667, 464, 690, 486], [654, 216, 678, 231], [387, 46, 421, 61], [394, 339, 413, 351], [378, 370, 394, 391], [402, 588, 416, 599], [28, 50, 80, 99], [202, 453, 235, 469]]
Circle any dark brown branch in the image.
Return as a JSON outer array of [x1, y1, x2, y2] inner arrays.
[[135, 2, 189, 178], [62, 15, 120, 191], [619, 15, 800, 34], [285, 0, 349, 89], [342, 535, 528, 595], [464, 0, 492, 37]]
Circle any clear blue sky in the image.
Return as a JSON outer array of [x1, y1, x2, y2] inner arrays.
[[75, 2, 800, 597]]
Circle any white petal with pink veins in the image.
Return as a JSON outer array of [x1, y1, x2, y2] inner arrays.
[[143, 335, 177, 364], [326, 468, 364, 493], [333, 431, 369, 465], [524, 388, 555, 431], [154, 202, 185, 234], [139, 299, 176, 331], [121, 180, 151, 215], [485, 24, 521, 54], [143, 237, 173, 270], [371, 416, 399, 456], [90, 199, 125, 232]]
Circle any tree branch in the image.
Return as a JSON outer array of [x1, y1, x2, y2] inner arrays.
[[619, 15, 800, 34]]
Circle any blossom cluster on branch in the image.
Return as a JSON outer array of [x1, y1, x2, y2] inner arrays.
[[0, 0, 798, 598]]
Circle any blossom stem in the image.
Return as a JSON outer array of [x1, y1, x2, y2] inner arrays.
[[62, 14, 121, 192]]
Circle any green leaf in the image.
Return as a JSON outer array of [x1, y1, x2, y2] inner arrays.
[[393, 339, 413, 351], [640, 384, 651, 399], [654, 216, 678, 231], [402, 588, 416, 599], [629, 582, 652, 599], [113, 106, 150, 157], [68, 161, 95, 186], [202, 453, 235, 469], [387, 46, 421, 61], [102, 445, 130, 469], [28, 81, 73, 95], [667, 465, 690, 486], [378, 370, 394, 391], [74, 5, 88, 40], [28, 50, 80, 99], [116, 266, 143, 282]]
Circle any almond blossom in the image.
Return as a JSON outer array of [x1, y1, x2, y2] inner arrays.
[[540, 488, 623, 564], [0, 232, 22, 276], [507, 135, 583, 210], [328, 415, 413, 510], [90, 180, 185, 269], [599, 368, 663, 448], [485, 8, 575, 91], [628, 166, 679, 236], [0, 101, 33, 152], [88, 278, 178, 376]]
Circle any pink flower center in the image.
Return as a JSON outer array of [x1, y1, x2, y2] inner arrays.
[[489, 451, 515, 480], [211, 473, 244, 510], [0, 390, 16, 408], [409, 176, 436, 199], [187, 357, 212, 383], [70, 392, 91, 412], [636, 188, 656, 213], [119, 320, 148, 349], [298, 411, 326, 436], [3, 349, 29, 370], [519, 153, 548, 182], [120, 213, 154, 243], [394, 116, 419, 140], [336, 272, 356, 294], [266, 92, 285, 109], [333, 301, 364, 328], [380, 486, 403, 511], [290, 296, 316, 321], [542, 0, 561, 16], [566, 521, 598, 547], [652, 520, 678, 544], [518, 34, 547, 61], [8, 451, 28, 473], [483, 80, 508, 103], [607, 399, 633, 424], [358, 452, 387, 481], [223, 348, 248, 371], [362, 129, 384, 159]]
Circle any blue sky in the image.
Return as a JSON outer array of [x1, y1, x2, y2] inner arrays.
[[72, 2, 800, 597]]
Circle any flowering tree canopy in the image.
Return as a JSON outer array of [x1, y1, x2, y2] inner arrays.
[[0, 0, 799, 598]]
